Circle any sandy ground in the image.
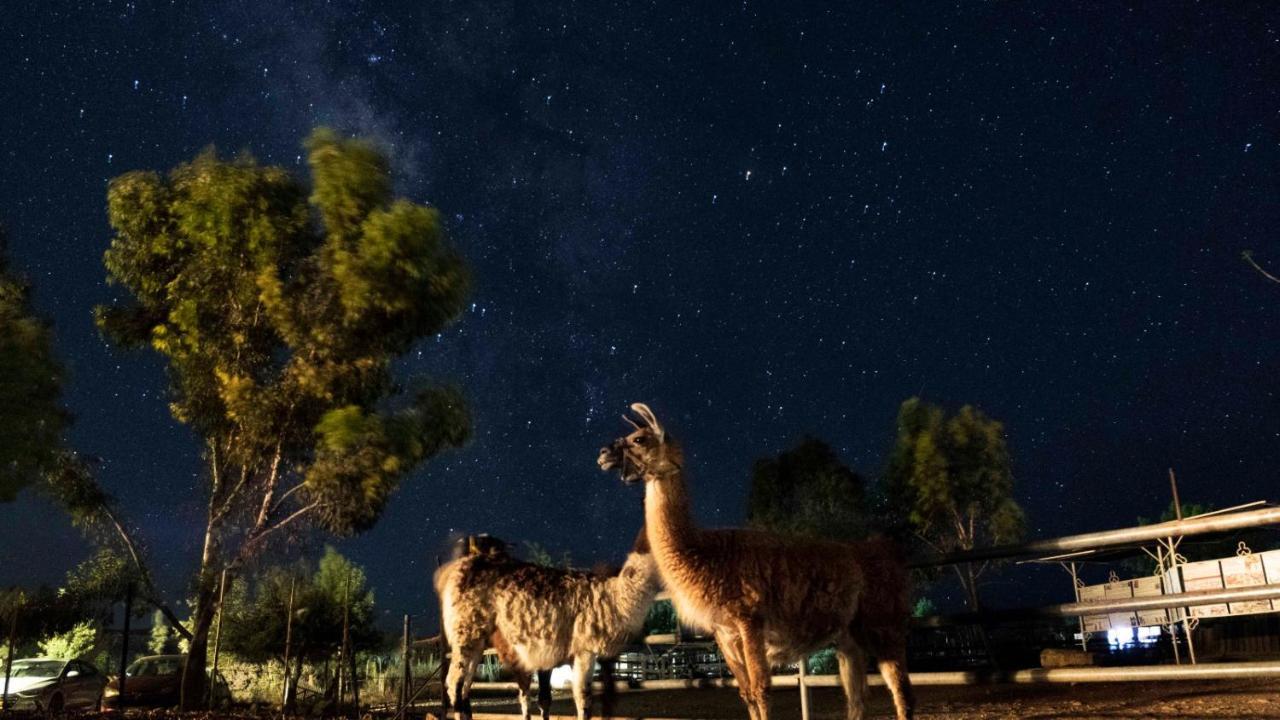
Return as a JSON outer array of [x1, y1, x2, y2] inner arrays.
[[458, 679, 1280, 720]]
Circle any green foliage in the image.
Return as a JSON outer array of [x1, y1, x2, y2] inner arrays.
[[911, 597, 937, 618], [883, 398, 1025, 551], [97, 128, 471, 542], [63, 548, 136, 603], [221, 547, 380, 665], [148, 609, 180, 654], [747, 437, 868, 541], [642, 599, 677, 636], [806, 647, 839, 675], [522, 541, 572, 569], [0, 230, 68, 502], [37, 620, 101, 662]]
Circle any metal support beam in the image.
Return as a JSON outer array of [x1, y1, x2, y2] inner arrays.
[[910, 505, 1280, 568], [470, 659, 1280, 692], [914, 583, 1280, 627]]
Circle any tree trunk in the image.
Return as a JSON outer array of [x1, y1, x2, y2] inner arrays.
[[179, 585, 218, 710], [962, 562, 1000, 670]]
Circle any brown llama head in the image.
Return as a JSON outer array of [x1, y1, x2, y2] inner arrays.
[[597, 403, 681, 484]]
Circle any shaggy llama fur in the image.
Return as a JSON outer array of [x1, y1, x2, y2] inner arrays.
[[598, 404, 915, 720], [435, 532, 659, 720]]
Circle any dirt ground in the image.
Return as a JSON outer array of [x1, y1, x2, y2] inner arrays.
[[460, 679, 1280, 720]]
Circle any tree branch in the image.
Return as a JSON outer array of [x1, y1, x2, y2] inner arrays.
[[253, 439, 285, 532], [244, 502, 319, 554], [267, 482, 308, 518], [99, 505, 193, 641]]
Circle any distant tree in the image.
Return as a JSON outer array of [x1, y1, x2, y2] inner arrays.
[[44, 459, 190, 641], [38, 621, 103, 664], [522, 541, 573, 569], [747, 437, 868, 541], [0, 229, 68, 502], [883, 398, 1025, 611], [97, 129, 470, 707], [222, 547, 379, 708], [642, 599, 676, 636]]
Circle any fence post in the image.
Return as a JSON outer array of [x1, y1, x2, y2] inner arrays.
[[337, 570, 350, 712], [797, 655, 810, 720], [398, 614, 411, 719], [2, 599, 18, 712], [282, 577, 296, 713], [118, 583, 133, 711]]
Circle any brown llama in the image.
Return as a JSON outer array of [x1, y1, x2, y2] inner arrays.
[[597, 404, 914, 720], [434, 530, 659, 720]]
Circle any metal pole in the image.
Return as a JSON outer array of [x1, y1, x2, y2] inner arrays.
[[210, 569, 227, 707], [119, 583, 133, 711], [909, 505, 1280, 567], [913, 583, 1280, 626], [797, 655, 810, 720], [1158, 544, 1181, 666], [2, 599, 17, 713], [282, 577, 296, 714], [1066, 562, 1087, 652]]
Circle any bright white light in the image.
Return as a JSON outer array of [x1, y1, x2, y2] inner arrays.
[[549, 664, 574, 689], [1107, 627, 1135, 647]]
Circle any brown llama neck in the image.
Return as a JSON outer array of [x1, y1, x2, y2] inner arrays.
[[643, 469, 698, 563]]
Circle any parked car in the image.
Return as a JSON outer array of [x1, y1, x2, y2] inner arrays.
[[100, 654, 230, 710], [1, 657, 108, 712]]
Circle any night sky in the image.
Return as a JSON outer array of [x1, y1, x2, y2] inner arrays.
[[2, 3, 1278, 631]]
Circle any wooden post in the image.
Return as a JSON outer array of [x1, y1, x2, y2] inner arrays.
[[398, 615, 411, 719], [118, 583, 133, 711], [348, 640, 360, 720], [282, 577, 296, 713], [210, 569, 227, 707], [2, 599, 18, 713], [338, 569, 351, 715], [797, 655, 810, 720], [1168, 469, 1183, 521]]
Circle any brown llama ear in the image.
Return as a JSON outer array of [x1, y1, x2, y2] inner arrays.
[[622, 414, 642, 430], [629, 403, 664, 441]]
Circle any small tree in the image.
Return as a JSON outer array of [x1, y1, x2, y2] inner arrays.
[[0, 229, 68, 502], [98, 129, 470, 707], [883, 398, 1025, 611], [38, 621, 103, 664], [747, 437, 868, 541], [222, 547, 379, 707]]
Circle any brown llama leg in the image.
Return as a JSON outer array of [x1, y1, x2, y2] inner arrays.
[[714, 628, 757, 720], [570, 653, 597, 720], [736, 620, 772, 720], [597, 657, 617, 720], [874, 631, 915, 720], [513, 668, 534, 720], [445, 642, 480, 720], [536, 669, 553, 720], [835, 636, 869, 720]]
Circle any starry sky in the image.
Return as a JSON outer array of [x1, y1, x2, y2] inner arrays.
[[1, 2, 1278, 630]]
